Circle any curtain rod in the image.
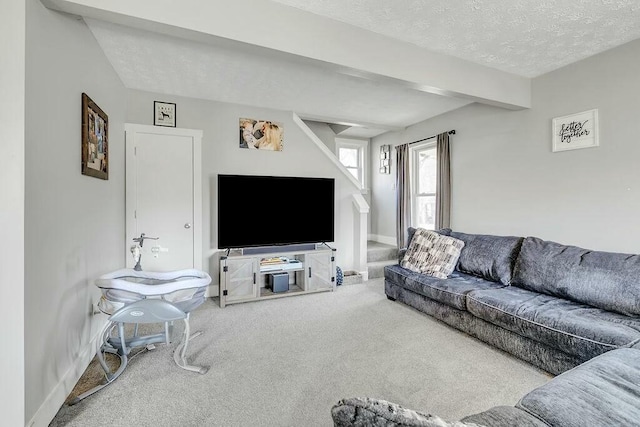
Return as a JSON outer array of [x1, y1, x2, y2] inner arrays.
[[407, 129, 456, 146]]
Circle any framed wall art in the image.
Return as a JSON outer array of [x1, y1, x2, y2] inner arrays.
[[379, 144, 391, 174], [239, 117, 283, 151], [552, 109, 599, 152], [81, 93, 109, 180], [154, 101, 176, 127]]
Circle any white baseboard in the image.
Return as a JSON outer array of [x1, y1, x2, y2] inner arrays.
[[367, 234, 396, 246], [27, 322, 104, 427], [204, 284, 219, 299], [359, 270, 369, 281]]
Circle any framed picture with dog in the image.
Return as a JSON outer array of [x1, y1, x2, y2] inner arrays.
[[154, 101, 176, 127]]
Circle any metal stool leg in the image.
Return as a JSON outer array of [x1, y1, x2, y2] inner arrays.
[[68, 321, 129, 405], [173, 314, 208, 374]]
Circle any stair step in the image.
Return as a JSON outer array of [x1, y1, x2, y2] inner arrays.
[[363, 241, 399, 280], [367, 259, 397, 279], [366, 241, 398, 263]]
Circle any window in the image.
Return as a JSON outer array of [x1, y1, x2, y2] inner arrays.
[[410, 142, 437, 230], [336, 138, 368, 190]]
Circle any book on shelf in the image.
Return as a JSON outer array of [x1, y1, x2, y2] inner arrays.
[[260, 256, 289, 265]]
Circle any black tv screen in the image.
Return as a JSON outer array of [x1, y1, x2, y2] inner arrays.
[[217, 174, 335, 249]]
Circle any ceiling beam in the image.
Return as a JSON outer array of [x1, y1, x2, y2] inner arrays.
[[41, 0, 531, 110], [297, 113, 404, 133], [328, 124, 352, 135]]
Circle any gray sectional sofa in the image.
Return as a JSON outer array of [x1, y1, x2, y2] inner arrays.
[[330, 231, 640, 426], [332, 348, 640, 426], [384, 228, 640, 375]]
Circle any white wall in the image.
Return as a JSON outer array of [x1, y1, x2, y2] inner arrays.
[[369, 133, 399, 244], [304, 120, 338, 153], [0, 1, 26, 425], [126, 90, 359, 290], [25, 1, 127, 424], [372, 38, 640, 254]]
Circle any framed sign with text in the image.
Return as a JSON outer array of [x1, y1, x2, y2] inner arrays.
[[552, 109, 598, 152]]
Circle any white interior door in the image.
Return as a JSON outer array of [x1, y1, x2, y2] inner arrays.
[[125, 124, 202, 272]]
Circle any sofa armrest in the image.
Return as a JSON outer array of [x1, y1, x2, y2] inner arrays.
[[331, 397, 483, 427]]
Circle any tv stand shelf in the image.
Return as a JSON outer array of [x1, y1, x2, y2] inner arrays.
[[260, 283, 303, 298], [259, 260, 303, 273], [219, 246, 336, 308]]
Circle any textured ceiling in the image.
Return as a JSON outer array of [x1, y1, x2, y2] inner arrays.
[[85, 19, 471, 137], [83, 0, 640, 138], [271, 0, 640, 77]]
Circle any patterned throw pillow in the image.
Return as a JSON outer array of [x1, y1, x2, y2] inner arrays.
[[400, 228, 465, 279], [332, 397, 484, 427]]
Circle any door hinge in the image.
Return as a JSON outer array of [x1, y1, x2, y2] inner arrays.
[[331, 256, 335, 262], [134, 210, 137, 219], [223, 290, 228, 296], [331, 277, 335, 282], [134, 146, 137, 155], [223, 266, 228, 272]]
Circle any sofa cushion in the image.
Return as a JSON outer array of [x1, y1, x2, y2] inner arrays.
[[449, 231, 524, 285], [512, 236, 640, 316], [386, 263, 494, 312], [460, 406, 547, 427], [385, 264, 424, 289], [516, 348, 640, 427], [408, 271, 505, 311], [466, 286, 640, 360], [331, 397, 484, 427], [401, 229, 464, 279]]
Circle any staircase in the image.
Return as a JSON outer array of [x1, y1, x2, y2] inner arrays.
[[366, 241, 399, 279]]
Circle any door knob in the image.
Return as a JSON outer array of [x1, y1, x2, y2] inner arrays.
[[184, 223, 191, 229]]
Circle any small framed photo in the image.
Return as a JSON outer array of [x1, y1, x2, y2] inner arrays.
[[81, 93, 109, 180], [379, 144, 391, 174], [552, 109, 598, 152], [154, 101, 176, 127]]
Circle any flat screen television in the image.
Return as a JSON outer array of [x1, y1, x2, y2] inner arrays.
[[217, 174, 335, 249]]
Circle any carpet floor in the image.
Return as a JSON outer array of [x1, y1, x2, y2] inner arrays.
[[50, 278, 551, 426]]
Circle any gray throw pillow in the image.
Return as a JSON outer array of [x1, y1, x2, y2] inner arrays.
[[401, 228, 464, 279], [331, 397, 485, 427], [449, 231, 524, 285]]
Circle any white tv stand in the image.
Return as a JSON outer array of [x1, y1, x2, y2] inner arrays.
[[219, 245, 336, 308]]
